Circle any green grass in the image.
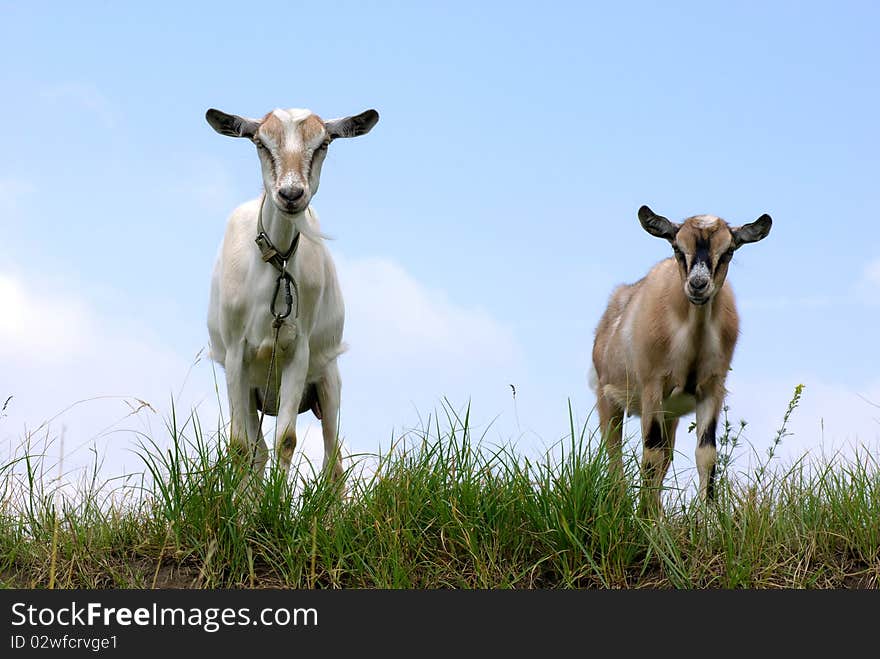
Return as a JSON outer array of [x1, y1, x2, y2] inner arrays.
[[1, 394, 878, 589]]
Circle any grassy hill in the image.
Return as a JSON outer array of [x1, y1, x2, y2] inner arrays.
[[1, 395, 878, 589]]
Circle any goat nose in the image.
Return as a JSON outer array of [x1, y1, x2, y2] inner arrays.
[[278, 186, 304, 203], [691, 277, 709, 291]]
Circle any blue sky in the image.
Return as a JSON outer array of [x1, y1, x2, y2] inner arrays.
[[2, 1, 878, 489]]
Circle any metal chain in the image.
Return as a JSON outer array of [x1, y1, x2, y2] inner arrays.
[[269, 263, 299, 328]]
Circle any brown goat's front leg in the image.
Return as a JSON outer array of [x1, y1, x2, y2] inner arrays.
[[640, 387, 675, 514], [597, 391, 624, 479], [695, 380, 725, 503]]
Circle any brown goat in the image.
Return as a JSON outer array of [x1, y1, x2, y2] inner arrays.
[[591, 205, 772, 507]]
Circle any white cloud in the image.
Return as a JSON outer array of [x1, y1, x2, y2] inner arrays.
[[725, 374, 880, 461], [0, 274, 91, 362], [338, 255, 520, 368], [334, 254, 525, 452], [703, 375, 876, 480], [0, 269, 212, 482]]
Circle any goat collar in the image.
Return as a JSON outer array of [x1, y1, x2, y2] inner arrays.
[[254, 194, 301, 326], [255, 194, 301, 273]]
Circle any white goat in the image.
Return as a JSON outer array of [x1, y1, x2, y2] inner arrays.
[[591, 205, 771, 508], [205, 105, 379, 480]]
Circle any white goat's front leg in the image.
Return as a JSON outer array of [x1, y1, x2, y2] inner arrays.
[[225, 346, 268, 474], [274, 338, 310, 472], [317, 360, 344, 481], [695, 380, 724, 503]]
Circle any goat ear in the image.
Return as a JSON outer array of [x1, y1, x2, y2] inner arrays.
[[205, 109, 260, 139], [325, 109, 379, 140], [638, 205, 679, 241], [732, 214, 772, 248]]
